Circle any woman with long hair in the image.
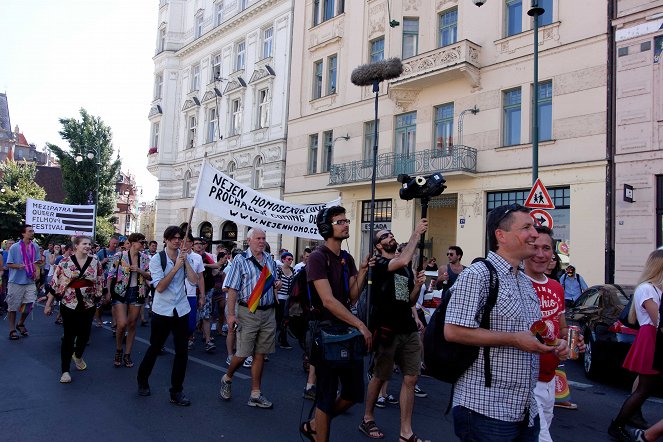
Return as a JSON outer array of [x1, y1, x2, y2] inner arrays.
[[44, 236, 103, 383], [609, 249, 663, 440], [546, 252, 562, 282], [107, 232, 151, 368]]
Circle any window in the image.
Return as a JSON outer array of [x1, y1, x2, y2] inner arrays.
[[363, 120, 379, 161], [262, 27, 273, 59], [361, 199, 392, 223], [370, 37, 384, 62], [539, 0, 553, 26], [439, 9, 458, 47], [321, 130, 333, 173], [227, 161, 236, 180], [257, 88, 270, 129], [158, 27, 166, 52], [506, 0, 522, 37], [235, 41, 245, 71], [195, 14, 203, 38], [312, 60, 323, 99], [151, 122, 160, 148], [231, 99, 242, 135], [537, 80, 552, 141], [503, 88, 521, 146], [211, 53, 222, 81], [183, 170, 192, 198], [313, 0, 321, 26], [323, 0, 335, 21], [253, 156, 264, 189], [395, 112, 417, 156], [207, 107, 218, 143], [402, 18, 419, 59], [327, 54, 337, 95], [215, 2, 224, 26], [308, 134, 318, 174], [187, 115, 197, 148], [191, 64, 200, 91], [239, 0, 248, 11], [153, 73, 163, 99], [313, 0, 342, 26], [434, 103, 454, 151]]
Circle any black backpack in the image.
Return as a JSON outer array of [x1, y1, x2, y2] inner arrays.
[[423, 259, 499, 386]]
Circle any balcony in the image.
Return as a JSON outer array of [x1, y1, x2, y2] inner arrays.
[[389, 40, 481, 89], [329, 145, 477, 186]]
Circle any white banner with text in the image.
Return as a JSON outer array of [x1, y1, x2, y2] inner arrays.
[[26, 198, 96, 235]]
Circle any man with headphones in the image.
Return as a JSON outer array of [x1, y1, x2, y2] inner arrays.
[[299, 206, 372, 442]]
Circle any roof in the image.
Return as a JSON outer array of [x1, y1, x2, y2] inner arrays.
[[35, 166, 66, 203], [16, 133, 29, 147]]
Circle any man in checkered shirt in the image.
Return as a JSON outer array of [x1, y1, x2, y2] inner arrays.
[[445, 204, 568, 441]]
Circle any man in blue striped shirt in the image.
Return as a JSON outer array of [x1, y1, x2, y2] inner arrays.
[[219, 227, 282, 409]]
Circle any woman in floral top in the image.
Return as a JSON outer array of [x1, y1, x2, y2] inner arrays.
[[107, 232, 152, 368], [44, 236, 103, 383]]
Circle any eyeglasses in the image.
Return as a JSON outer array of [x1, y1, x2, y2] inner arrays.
[[378, 231, 393, 242], [330, 219, 351, 226], [446, 253, 453, 256], [170, 236, 182, 241]]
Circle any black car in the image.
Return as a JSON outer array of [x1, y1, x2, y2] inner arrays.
[[565, 284, 637, 380]]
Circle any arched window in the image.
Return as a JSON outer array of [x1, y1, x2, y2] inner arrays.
[[199, 221, 213, 251], [253, 156, 264, 189], [221, 221, 238, 245], [183, 170, 192, 198], [227, 161, 236, 180]]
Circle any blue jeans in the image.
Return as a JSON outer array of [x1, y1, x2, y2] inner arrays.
[[453, 406, 540, 442]]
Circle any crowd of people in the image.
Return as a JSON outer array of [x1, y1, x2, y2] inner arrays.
[[1, 204, 661, 442]]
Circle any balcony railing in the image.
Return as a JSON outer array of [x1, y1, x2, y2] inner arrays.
[[329, 145, 477, 186]]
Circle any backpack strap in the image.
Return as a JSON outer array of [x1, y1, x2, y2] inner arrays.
[[160, 250, 167, 273], [479, 259, 499, 388]]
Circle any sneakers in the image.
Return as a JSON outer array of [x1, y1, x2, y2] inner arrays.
[[303, 385, 316, 400], [375, 396, 387, 408], [187, 339, 195, 350], [226, 355, 233, 366], [72, 354, 87, 371], [628, 428, 648, 442], [170, 391, 191, 406], [60, 372, 72, 383], [554, 401, 578, 410], [608, 420, 631, 441], [219, 377, 232, 400], [248, 394, 273, 408], [205, 342, 217, 353], [279, 341, 293, 350], [137, 383, 151, 396], [386, 394, 399, 405], [414, 384, 428, 398], [243, 355, 253, 368]]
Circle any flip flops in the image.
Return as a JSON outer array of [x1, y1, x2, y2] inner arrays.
[[9, 330, 19, 340]]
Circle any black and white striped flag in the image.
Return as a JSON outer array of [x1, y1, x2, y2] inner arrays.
[[26, 198, 95, 235]]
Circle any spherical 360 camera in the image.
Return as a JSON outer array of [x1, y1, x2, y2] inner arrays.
[[473, 0, 486, 6]]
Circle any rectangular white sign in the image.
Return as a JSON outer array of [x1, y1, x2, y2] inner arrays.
[[193, 161, 340, 240], [26, 198, 95, 235]]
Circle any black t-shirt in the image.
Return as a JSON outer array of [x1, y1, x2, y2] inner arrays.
[[307, 245, 358, 323], [372, 256, 417, 334]]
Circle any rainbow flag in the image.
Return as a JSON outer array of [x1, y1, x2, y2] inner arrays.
[[555, 367, 572, 403], [19, 302, 34, 315], [247, 265, 274, 313]]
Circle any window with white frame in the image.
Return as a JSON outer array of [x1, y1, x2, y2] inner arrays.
[[153, 73, 163, 99], [215, 1, 224, 26], [434, 103, 454, 151], [235, 41, 245, 71], [239, 0, 248, 11], [227, 161, 236, 179], [313, 0, 343, 26], [539, 0, 553, 26], [313, 0, 321, 26], [537, 80, 553, 141], [402, 18, 419, 59], [321, 130, 333, 173], [503, 88, 521, 146], [262, 27, 273, 59], [308, 134, 318, 174], [363, 120, 379, 162], [151, 122, 160, 148], [187, 115, 197, 148], [312, 60, 323, 99], [191, 64, 200, 91], [257, 88, 270, 129], [195, 13, 203, 38], [438, 9, 457, 47], [207, 107, 218, 143], [370, 37, 384, 62], [506, 0, 522, 37], [183, 170, 192, 197], [211, 53, 222, 82], [253, 156, 264, 189], [395, 112, 417, 156], [327, 54, 337, 95], [231, 98, 242, 135], [158, 27, 166, 52]]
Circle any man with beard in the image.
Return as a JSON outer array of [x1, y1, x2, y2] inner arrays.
[[6, 225, 41, 340]]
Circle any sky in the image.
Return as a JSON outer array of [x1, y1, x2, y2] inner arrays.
[[0, 0, 159, 201]]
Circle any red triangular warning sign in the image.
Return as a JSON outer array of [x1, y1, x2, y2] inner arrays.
[[524, 178, 555, 209]]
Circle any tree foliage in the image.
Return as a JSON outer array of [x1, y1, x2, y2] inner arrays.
[[47, 109, 122, 242], [0, 160, 47, 239]]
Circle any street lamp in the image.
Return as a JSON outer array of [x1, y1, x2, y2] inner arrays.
[[75, 148, 102, 240]]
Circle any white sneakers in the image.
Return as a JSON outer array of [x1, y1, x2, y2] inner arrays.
[[60, 372, 72, 383]]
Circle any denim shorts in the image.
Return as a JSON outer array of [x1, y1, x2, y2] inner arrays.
[[453, 406, 540, 442], [111, 286, 143, 306]]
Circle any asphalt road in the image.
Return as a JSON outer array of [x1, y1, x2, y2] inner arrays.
[[2, 305, 662, 442]]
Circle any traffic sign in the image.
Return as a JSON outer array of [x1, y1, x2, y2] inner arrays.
[[524, 178, 555, 209], [530, 209, 554, 229]]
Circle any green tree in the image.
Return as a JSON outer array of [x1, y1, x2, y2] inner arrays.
[[0, 160, 47, 239], [47, 109, 122, 243]]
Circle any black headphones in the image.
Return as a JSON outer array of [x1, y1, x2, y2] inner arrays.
[[316, 207, 332, 239]]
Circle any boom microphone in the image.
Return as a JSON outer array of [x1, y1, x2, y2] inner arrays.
[[351, 58, 403, 86]]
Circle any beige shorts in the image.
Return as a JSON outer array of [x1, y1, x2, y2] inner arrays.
[[235, 304, 276, 357], [373, 331, 422, 381], [6, 283, 37, 312]]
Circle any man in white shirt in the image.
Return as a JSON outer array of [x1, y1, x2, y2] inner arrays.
[[183, 235, 205, 350]]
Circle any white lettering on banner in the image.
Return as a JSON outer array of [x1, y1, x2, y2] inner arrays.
[[193, 161, 340, 240], [25, 198, 96, 236]]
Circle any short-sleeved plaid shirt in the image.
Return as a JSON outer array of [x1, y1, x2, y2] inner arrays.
[[445, 251, 542, 425], [224, 250, 277, 307]]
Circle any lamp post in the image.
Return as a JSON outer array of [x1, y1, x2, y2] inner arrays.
[[528, 0, 544, 184], [75, 148, 102, 240]]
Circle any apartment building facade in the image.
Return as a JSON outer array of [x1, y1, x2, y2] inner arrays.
[[283, 0, 609, 284], [147, 0, 292, 249]]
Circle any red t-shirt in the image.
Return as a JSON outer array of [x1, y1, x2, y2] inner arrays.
[[527, 275, 565, 382]]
